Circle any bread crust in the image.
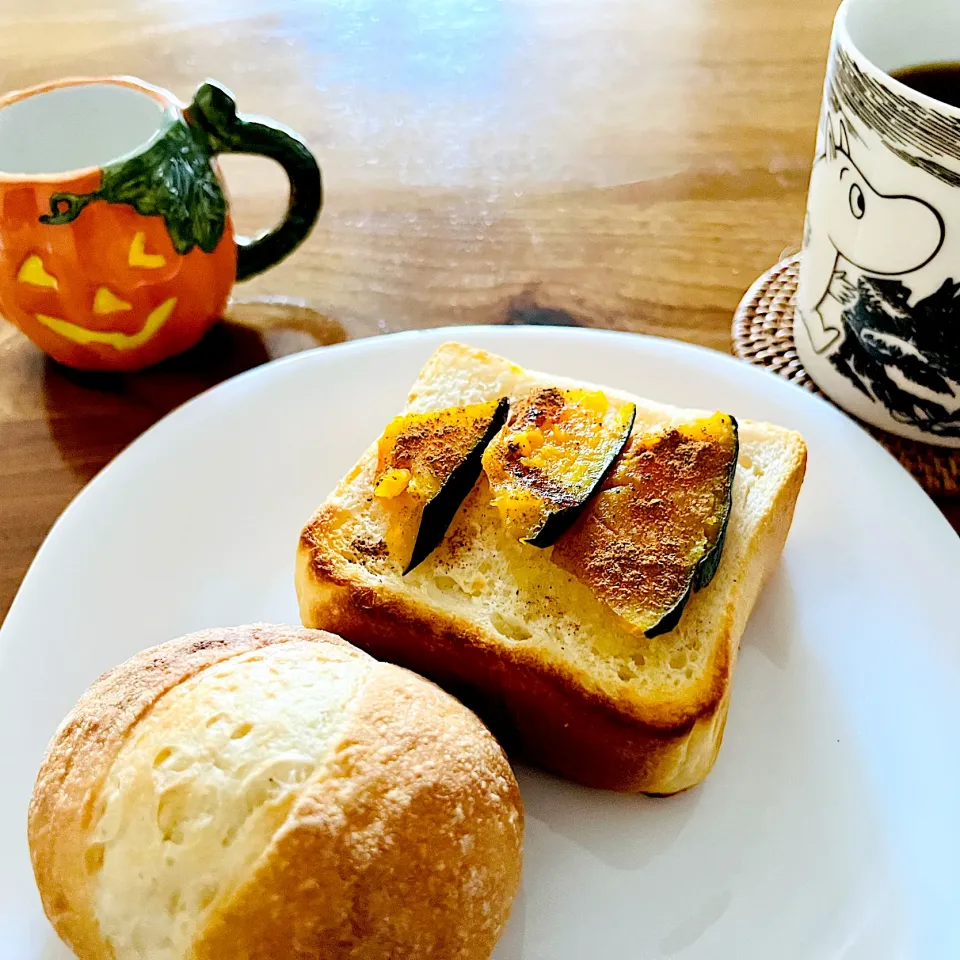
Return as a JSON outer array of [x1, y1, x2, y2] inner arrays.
[[295, 344, 808, 794], [298, 444, 802, 794], [28, 625, 522, 959], [193, 662, 522, 959], [30, 625, 330, 960]]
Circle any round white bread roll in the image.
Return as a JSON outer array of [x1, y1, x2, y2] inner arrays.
[[29, 625, 523, 960]]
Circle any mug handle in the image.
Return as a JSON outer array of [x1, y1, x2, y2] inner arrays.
[[185, 81, 322, 282]]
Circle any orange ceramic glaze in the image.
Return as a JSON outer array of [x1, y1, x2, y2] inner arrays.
[[0, 76, 321, 371], [0, 171, 237, 371]]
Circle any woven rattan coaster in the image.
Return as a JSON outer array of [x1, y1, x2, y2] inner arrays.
[[732, 255, 960, 498]]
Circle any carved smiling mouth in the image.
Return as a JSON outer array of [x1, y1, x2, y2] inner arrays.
[[36, 297, 177, 350], [20, 232, 177, 351]]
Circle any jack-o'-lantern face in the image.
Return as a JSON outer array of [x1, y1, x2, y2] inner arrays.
[[0, 77, 322, 371], [0, 78, 236, 372], [0, 176, 236, 371]]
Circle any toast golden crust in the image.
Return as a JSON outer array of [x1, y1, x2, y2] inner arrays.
[[295, 342, 807, 794], [298, 438, 804, 794], [300, 510, 724, 732], [29, 625, 523, 959]]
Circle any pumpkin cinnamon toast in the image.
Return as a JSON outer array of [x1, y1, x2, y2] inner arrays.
[[296, 343, 806, 793]]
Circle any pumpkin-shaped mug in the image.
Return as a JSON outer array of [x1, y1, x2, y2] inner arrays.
[[0, 76, 322, 370]]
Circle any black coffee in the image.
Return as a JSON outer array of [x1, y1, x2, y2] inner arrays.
[[891, 61, 960, 109]]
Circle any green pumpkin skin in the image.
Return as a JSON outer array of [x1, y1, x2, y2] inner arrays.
[[553, 413, 740, 639], [406, 398, 510, 572]]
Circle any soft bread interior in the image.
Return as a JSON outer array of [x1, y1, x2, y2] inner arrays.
[[311, 343, 804, 715], [89, 641, 372, 960]]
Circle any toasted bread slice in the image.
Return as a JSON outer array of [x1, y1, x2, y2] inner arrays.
[[297, 343, 806, 793]]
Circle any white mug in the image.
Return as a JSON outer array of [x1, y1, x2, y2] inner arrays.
[[796, 0, 960, 447]]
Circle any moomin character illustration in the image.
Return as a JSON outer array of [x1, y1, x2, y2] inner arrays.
[[798, 117, 945, 354]]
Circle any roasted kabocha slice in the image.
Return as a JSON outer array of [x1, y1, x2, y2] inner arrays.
[[552, 412, 739, 637], [481, 387, 637, 546], [373, 398, 509, 572]]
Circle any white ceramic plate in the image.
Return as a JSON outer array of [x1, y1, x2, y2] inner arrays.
[[2, 328, 959, 960]]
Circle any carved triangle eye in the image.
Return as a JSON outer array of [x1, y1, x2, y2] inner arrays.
[[18, 254, 58, 289], [128, 232, 166, 269]]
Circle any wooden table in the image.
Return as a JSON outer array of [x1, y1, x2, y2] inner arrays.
[[0, 0, 956, 621]]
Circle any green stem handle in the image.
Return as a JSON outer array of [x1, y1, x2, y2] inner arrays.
[[185, 81, 322, 282]]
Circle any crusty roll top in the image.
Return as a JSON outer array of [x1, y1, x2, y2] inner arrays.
[[29, 625, 523, 960]]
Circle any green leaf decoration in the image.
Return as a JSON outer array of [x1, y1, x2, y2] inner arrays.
[[40, 119, 227, 256]]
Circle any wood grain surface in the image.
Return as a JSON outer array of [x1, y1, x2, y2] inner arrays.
[[0, 0, 956, 621]]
